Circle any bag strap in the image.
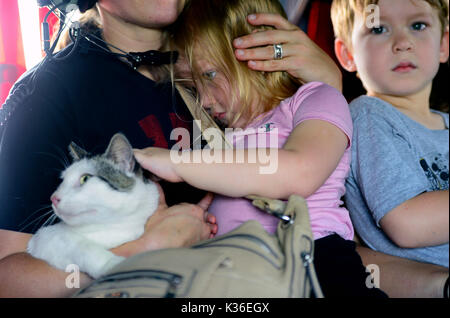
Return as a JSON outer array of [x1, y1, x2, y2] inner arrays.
[[247, 195, 324, 298]]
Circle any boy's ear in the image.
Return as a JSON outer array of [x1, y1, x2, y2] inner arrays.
[[334, 38, 357, 72], [439, 26, 449, 63]]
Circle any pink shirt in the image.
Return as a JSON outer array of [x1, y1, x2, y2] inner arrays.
[[210, 82, 354, 240]]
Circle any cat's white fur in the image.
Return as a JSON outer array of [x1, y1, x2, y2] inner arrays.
[[27, 155, 159, 279]]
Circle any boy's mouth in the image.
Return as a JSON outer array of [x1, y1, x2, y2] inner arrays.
[[392, 62, 417, 73]]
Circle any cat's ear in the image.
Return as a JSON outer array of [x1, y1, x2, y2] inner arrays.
[[105, 133, 136, 173], [68, 142, 90, 161]]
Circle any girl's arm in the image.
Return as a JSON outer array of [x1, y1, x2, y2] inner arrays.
[[134, 119, 348, 200], [380, 190, 449, 248]]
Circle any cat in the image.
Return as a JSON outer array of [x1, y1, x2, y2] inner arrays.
[[27, 133, 159, 279]]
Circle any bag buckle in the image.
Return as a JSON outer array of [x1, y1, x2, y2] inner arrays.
[[247, 195, 294, 225], [263, 208, 293, 225]]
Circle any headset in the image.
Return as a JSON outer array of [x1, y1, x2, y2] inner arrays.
[[37, 0, 97, 13], [36, 0, 177, 67], [37, 0, 97, 58]]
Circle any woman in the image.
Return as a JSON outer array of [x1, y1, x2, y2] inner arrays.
[[0, 0, 340, 297]]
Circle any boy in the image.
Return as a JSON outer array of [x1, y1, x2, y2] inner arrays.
[[331, 0, 449, 268]]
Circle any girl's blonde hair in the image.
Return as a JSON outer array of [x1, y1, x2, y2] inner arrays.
[[331, 0, 449, 48], [171, 0, 300, 127]]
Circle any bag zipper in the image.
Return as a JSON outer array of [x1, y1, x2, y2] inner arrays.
[[194, 233, 279, 259]]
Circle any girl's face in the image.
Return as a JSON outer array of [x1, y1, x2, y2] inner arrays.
[[196, 59, 237, 128], [191, 57, 250, 129]]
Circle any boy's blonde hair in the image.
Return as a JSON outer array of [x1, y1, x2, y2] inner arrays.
[[331, 0, 449, 48], [171, 0, 299, 127]]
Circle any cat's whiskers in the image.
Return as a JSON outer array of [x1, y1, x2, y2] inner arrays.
[[42, 213, 59, 229], [19, 207, 55, 232], [18, 204, 52, 227], [36, 147, 71, 172], [53, 145, 71, 169]]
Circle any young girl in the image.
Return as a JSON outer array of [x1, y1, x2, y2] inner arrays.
[[134, 0, 387, 298]]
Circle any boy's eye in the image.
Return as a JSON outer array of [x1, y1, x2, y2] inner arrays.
[[203, 70, 217, 80], [80, 174, 92, 185], [411, 22, 427, 31], [370, 26, 387, 34]]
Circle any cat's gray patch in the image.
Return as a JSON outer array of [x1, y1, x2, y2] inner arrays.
[[95, 157, 136, 192], [68, 133, 144, 191]]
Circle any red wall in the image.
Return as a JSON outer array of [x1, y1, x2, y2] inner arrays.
[[0, 0, 58, 106]]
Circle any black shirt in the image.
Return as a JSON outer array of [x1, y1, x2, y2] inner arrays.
[[0, 35, 204, 233]]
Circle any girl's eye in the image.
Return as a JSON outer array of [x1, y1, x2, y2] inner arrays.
[[80, 174, 92, 185], [204, 107, 213, 116], [203, 70, 217, 80], [370, 25, 387, 35], [411, 22, 427, 31]]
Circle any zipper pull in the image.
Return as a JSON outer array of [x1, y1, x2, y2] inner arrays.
[[301, 251, 312, 268], [165, 275, 182, 298]]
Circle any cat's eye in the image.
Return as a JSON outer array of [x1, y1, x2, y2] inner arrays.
[[80, 174, 92, 185]]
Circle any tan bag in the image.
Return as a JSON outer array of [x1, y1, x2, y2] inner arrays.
[[74, 195, 323, 298]]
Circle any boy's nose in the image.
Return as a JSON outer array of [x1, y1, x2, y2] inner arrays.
[[393, 33, 413, 53]]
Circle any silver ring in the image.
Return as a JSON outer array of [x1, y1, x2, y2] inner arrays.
[[273, 44, 283, 60]]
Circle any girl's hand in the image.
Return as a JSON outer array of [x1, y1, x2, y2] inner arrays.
[[133, 148, 183, 183], [233, 13, 342, 91]]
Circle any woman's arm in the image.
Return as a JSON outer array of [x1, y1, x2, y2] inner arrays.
[[135, 119, 348, 200], [0, 251, 93, 298], [0, 230, 93, 298]]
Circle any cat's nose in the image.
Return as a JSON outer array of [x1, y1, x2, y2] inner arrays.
[[51, 195, 61, 208]]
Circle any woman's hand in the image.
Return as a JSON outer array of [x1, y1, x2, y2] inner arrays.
[[134, 147, 183, 183], [138, 185, 217, 250], [233, 13, 342, 91], [112, 184, 218, 258]]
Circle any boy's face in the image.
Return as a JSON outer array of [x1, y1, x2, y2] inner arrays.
[[344, 0, 449, 97]]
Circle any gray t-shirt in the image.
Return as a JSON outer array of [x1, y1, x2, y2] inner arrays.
[[345, 95, 449, 268]]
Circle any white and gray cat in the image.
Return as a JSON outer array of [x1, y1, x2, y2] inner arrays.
[[27, 133, 159, 279]]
